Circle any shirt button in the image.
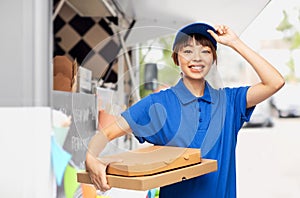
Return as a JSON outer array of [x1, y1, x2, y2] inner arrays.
[[199, 118, 202, 122], [199, 108, 201, 112], [198, 98, 201, 102]]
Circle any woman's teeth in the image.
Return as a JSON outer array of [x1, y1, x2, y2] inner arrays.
[[190, 65, 204, 71]]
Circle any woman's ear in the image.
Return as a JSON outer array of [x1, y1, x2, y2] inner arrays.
[[213, 59, 217, 66], [171, 52, 179, 66]]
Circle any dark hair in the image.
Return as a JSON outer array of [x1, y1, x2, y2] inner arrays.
[[172, 34, 217, 66]]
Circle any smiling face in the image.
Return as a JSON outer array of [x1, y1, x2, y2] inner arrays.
[[172, 34, 217, 81]]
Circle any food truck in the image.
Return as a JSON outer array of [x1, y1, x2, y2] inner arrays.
[[0, 0, 272, 197]]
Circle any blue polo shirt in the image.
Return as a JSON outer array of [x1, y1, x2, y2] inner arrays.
[[121, 79, 255, 198]]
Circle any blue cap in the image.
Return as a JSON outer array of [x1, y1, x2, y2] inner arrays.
[[172, 22, 217, 50]]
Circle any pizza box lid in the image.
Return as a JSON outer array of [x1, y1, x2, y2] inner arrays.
[[102, 146, 201, 176]]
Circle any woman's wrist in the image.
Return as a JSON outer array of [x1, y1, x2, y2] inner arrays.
[[228, 37, 243, 50]]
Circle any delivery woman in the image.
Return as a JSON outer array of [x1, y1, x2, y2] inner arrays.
[[85, 22, 285, 197]]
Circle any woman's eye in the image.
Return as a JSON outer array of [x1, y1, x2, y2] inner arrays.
[[183, 50, 193, 54], [202, 50, 211, 54]]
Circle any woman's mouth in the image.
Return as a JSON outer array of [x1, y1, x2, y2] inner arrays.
[[188, 65, 205, 71]]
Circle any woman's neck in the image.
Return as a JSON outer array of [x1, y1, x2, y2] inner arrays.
[[182, 78, 206, 97]]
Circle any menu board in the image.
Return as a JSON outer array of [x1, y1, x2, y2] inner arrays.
[[52, 91, 97, 169]]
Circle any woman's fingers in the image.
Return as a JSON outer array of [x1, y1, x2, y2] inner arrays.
[[207, 29, 220, 42], [93, 157, 122, 191], [89, 169, 111, 191], [86, 156, 113, 192], [98, 174, 111, 191], [214, 25, 229, 35], [208, 24, 239, 47], [92, 158, 122, 190]]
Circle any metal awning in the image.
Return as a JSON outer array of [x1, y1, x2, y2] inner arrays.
[[116, 0, 271, 45], [64, 0, 271, 45]]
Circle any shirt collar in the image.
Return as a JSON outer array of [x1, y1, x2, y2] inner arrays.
[[171, 79, 215, 105]]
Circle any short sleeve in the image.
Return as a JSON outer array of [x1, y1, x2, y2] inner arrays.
[[238, 86, 255, 122], [121, 95, 152, 143], [121, 94, 168, 144], [227, 86, 255, 131]]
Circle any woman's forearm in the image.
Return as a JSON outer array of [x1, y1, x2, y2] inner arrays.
[[87, 130, 109, 158], [87, 116, 131, 158]]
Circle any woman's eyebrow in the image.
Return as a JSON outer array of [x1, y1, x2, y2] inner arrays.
[[183, 43, 194, 47]]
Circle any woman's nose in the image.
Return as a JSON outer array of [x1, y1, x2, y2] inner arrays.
[[192, 51, 202, 62]]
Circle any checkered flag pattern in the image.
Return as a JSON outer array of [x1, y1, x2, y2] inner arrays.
[[53, 3, 119, 80]]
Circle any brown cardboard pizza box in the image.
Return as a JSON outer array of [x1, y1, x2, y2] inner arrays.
[[77, 159, 217, 191], [77, 146, 218, 190], [103, 145, 202, 176]]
